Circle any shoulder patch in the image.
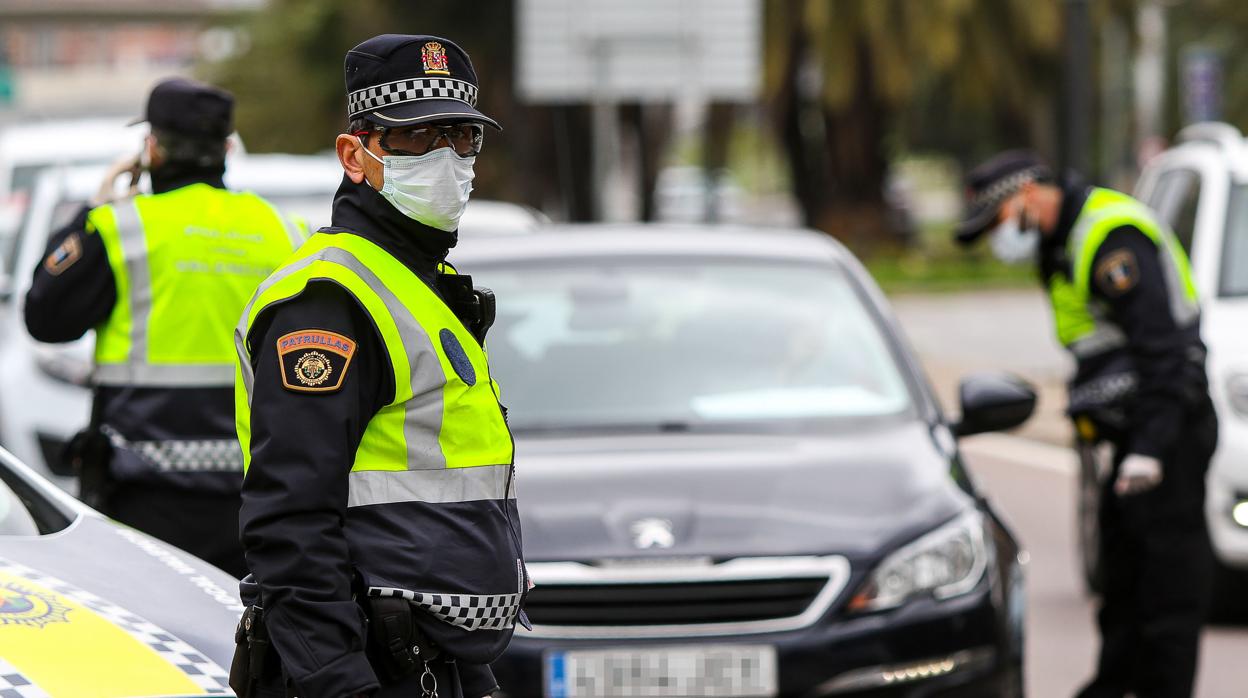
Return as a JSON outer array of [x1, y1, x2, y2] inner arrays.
[[276, 329, 356, 393], [1094, 249, 1140, 296], [44, 234, 82, 276]]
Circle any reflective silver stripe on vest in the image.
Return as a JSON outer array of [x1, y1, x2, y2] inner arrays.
[[366, 587, 519, 632], [93, 362, 236, 387], [238, 245, 449, 473], [256, 197, 306, 250], [347, 463, 512, 508], [100, 425, 243, 472]]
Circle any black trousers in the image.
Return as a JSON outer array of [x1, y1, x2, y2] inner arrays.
[[1076, 400, 1218, 698], [104, 482, 247, 579]]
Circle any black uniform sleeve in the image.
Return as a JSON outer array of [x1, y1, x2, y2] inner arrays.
[[1090, 227, 1195, 460], [239, 281, 394, 698], [23, 204, 118, 342]]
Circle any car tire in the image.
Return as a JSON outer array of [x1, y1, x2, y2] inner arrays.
[[1077, 439, 1106, 596], [1209, 557, 1248, 623]]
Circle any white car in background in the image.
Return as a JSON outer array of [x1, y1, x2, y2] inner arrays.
[[0, 118, 250, 264], [1132, 122, 1248, 616], [0, 155, 544, 486]]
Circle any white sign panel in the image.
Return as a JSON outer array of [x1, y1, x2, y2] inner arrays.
[[517, 0, 762, 103]]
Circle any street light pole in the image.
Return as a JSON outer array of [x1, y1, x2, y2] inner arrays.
[[1061, 0, 1092, 177]]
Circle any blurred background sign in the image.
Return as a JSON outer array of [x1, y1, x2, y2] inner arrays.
[[1182, 46, 1223, 126], [516, 0, 761, 104]]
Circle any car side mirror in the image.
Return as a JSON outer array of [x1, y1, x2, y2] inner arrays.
[[953, 372, 1037, 438]]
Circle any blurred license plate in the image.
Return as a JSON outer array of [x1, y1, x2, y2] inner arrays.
[[545, 645, 777, 697]]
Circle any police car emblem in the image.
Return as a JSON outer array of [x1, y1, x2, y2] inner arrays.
[[294, 351, 332, 387], [0, 581, 71, 628], [422, 41, 451, 76]]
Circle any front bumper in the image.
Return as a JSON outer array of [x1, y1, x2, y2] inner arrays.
[[493, 585, 1011, 698]]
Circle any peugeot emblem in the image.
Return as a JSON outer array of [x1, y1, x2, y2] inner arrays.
[[630, 518, 676, 550]]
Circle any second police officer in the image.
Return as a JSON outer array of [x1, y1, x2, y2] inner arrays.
[[232, 35, 525, 698], [956, 152, 1217, 698], [24, 78, 304, 578]]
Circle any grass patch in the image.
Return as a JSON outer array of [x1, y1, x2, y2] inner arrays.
[[863, 221, 1037, 294]]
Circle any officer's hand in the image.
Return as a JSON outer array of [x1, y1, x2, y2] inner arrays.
[[92, 153, 143, 206], [1114, 454, 1163, 496]]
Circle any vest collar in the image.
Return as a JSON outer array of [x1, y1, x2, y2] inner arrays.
[[326, 175, 456, 278]]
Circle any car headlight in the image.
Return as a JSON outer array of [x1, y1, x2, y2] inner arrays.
[[1225, 373, 1248, 417], [848, 511, 989, 613]]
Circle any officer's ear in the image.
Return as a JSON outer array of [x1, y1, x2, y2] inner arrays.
[[336, 133, 368, 185]]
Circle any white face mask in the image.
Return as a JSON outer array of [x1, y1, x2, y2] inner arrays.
[[989, 209, 1040, 264], [361, 141, 475, 231]]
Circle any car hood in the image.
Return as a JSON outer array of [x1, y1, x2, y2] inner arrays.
[[514, 421, 971, 563], [0, 514, 241, 696]]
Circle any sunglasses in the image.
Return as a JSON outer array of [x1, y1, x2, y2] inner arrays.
[[356, 123, 484, 157]]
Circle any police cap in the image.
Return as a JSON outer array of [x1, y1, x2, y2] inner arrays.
[[955, 150, 1053, 245], [128, 77, 234, 140], [345, 34, 500, 130]]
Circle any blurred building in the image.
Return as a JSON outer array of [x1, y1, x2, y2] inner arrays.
[[0, 0, 258, 120]]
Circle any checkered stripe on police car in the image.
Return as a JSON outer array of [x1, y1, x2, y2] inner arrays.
[[368, 587, 520, 632], [101, 426, 243, 472], [0, 658, 46, 698], [348, 78, 479, 117], [0, 558, 232, 695]]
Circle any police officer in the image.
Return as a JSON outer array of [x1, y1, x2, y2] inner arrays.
[[233, 35, 523, 698], [24, 78, 303, 578], [956, 152, 1217, 698]]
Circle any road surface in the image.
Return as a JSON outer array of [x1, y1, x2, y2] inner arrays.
[[961, 436, 1248, 697]]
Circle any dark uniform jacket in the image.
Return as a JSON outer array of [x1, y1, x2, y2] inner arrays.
[[24, 164, 240, 493], [1041, 177, 1210, 459], [239, 179, 513, 698]]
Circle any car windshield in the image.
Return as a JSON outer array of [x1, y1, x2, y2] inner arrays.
[[0, 477, 43, 536], [480, 259, 915, 432], [1221, 184, 1248, 297]]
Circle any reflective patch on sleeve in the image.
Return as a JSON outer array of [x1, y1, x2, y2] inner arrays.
[[276, 329, 356, 393], [1094, 249, 1139, 296], [43, 234, 82, 276]]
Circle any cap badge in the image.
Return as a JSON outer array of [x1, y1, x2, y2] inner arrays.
[[422, 42, 450, 76]]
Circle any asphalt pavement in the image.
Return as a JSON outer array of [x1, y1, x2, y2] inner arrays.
[[892, 289, 1248, 697]]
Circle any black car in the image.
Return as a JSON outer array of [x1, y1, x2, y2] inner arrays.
[[454, 225, 1032, 697]]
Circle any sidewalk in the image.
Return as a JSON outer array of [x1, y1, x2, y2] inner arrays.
[[888, 288, 1073, 446]]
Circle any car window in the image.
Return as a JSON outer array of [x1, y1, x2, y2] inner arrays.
[[479, 259, 915, 432], [0, 477, 44, 536], [1219, 184, 1248, 297], [1148, 169, 1201, 253]]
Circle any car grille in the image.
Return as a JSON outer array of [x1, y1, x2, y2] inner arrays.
[[526, 577, 828, 626], [523, 556, 851, 639]]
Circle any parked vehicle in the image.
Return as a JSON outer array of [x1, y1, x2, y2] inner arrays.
[[452, 225, 1033, 697], [1118, 122, 1248, 615], [0, 442, 238, 696]]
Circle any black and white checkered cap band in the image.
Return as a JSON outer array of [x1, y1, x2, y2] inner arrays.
[[970, 166, 1047, 211], [368, 587, 520, 632], [348, 78, 478, 119]]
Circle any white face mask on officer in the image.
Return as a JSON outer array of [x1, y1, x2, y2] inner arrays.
[[989, 204, 1041, 265], [360, 141, 475, 232]]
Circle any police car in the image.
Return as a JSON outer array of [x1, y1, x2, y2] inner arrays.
[[1130, 122, 1248, 617], [0, 442, 239, 696], [455, 225, 1032, 697]]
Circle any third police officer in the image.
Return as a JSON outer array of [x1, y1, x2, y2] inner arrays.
[[232, 35, 525, 698], [956, 152, 1217, 698], [25, 78, 304, 577]]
